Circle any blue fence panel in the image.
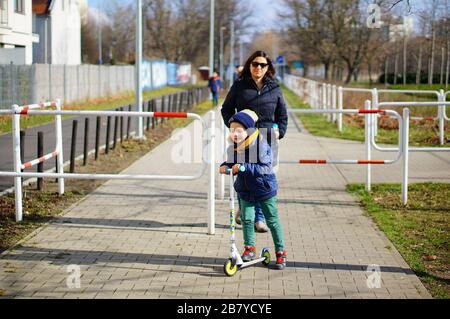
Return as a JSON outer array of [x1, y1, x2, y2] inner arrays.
[[151, 60, 168, 89], [167, 63, 177, 85]]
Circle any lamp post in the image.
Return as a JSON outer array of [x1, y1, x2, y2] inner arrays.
[[220, 26, 226, 80], [135, 0, 144, 139], [229, 19, 235, 86], [97, 0, 102, 65], [239, 35, 243, 66], [209, 0, 215, 79]]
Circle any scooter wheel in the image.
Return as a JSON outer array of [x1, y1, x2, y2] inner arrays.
[[261, 249, 271, 267], [224, 259, 238, 276]]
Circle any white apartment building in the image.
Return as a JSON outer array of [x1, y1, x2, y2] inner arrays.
[[0, 0, 39, 64], [33, 0, 82, 65]]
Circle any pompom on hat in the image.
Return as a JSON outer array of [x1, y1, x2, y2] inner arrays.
[[228, 109, 259, 129]]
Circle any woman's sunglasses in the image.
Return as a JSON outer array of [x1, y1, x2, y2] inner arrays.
[[251, 61, 269, 68]]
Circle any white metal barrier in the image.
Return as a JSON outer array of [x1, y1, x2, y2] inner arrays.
[[284, 74, 449, 146], [283, 105, 411, 202], [0, 105, 217, 234], [1, 100, 66, 223], [370, 101, 450, 153]]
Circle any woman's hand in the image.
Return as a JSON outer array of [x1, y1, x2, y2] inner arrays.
[[274, 129, 280, 139], [232, 164, 241, 175], [219, 166, 228, 174]]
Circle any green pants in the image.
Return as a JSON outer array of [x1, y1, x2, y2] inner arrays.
[[240, 197, 285, 252]]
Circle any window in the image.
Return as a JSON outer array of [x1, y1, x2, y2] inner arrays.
[[14, 0, 24, 14], [0, 0, 7, 25]]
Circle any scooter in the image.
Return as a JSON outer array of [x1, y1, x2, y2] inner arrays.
[[223, 166, 271, 277]]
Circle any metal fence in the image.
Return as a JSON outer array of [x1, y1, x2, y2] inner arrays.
[[0, 64, 136, 109]]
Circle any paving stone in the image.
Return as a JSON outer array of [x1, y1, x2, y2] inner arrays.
[[0, 108, 437, 299]]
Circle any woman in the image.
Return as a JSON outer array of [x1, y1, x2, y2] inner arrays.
[[221, 50, 288, 232]]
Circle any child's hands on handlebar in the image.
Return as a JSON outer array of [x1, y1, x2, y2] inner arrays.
[[219, 164, 245, 175]]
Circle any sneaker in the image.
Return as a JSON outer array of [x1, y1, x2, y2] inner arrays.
[[241, 246, 256, 262], [235, 209, 241, 225], [255, 220, 269, 233], [275, 251, 287, 270]]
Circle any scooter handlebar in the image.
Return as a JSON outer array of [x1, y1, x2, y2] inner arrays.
[[225, 165, 246, 174]]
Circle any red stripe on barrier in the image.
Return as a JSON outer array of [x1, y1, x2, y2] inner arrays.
[[424, 117, 435, 121], [153, 112, 188, 118], [299, 160, 327, 164], [359, 109, 386, 114], [23, 162, 33, 169], [19, 107, 29, 115], [357, 160, 385, 164]]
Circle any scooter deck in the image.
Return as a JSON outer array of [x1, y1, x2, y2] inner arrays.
[[237, 257, 267, 269]]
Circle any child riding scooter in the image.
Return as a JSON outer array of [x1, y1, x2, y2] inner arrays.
[[219, 109, 287, 275]]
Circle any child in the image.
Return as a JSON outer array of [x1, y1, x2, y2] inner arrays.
[[219, 109, 287, 270], [208, 71, 222, 107]]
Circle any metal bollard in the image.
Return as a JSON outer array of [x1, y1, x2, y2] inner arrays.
[[70, 120, 78, 173], [37, 131, 44, 190]]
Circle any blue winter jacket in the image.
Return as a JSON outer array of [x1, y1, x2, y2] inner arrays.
[[221, 129, 277, 203]]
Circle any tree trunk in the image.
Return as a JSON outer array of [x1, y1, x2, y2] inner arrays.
[[416, 42, 422, 85], [385, 58, 389, 86], [324, 62, 330, 81], [403, 37, 407, 85], [429, 25, 436, 85], [394, 52, 399, 85], [353, 67, 359, 82], [446, 40, 449, 88], [368, 62, 373, 85], [345, 64, 354, 84], [440, 46, 445, 85]]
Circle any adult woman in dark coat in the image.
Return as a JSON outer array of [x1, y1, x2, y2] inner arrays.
[[221, 50, 288, 232]]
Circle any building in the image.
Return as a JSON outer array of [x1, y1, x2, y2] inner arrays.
[[0, 0, 39, 64], [32, 0, 81, 64], [389, 16, 414, 42]]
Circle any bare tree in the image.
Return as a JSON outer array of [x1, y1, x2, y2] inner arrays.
[[279, 0, 337, 80]]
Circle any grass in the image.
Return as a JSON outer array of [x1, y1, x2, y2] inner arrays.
[[0, 84, 204, 135], [0, 97, 221, 253], [347, 183, 450, 299], [282, 84, 450, 147]]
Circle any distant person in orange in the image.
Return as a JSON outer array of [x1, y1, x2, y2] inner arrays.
[[208, 71, 223, 107]]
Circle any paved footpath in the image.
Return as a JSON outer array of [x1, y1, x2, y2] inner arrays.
[[1, 105, 448, 299]]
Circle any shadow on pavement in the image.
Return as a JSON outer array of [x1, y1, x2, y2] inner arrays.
[[2, 246, 415, 276]]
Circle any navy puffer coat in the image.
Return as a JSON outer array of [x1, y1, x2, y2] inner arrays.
[[221, 77, 288, 140]]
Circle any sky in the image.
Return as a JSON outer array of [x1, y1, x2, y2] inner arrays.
[[87, 0, 284, 32], [86, 0, 432, 36]]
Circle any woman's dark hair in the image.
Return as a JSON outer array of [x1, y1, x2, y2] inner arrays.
[[239, 50, 276, 81]]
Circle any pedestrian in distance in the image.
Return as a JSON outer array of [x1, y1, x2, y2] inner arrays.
[[221, 50, 288, 232], [208, 71, 223, 107], [234, 65, 244, 82], [219, 109, 287, 270]]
